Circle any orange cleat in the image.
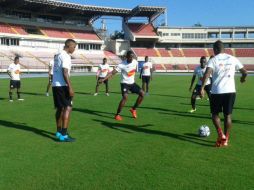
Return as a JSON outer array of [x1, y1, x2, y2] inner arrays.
[[130, 108, 137, 119], [215, 134, 227, 147], [115, 114, 122, 121]]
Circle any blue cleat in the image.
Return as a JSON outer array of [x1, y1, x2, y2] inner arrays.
[[55, 132, 61, 138], [59, 135, 76, 142]]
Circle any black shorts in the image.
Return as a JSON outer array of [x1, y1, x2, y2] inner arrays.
[[98, 77, 108, 85], [121, 83, 142, 96], [210, 93, 236, 115], [142, 76, 151, 84], [10, 80, 21, 89], [52, 86, 72, 109], [192, 84, 211, 98]]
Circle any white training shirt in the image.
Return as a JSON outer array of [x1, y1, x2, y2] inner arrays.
[[98, 64, 110, 78], [52, 50, 72, 87], [115, 59, 138, 84], [207, 53, 243, 94], [142, 61, 153, 76], [49, 60, 54, 75], [8, 63, 21, 81], [194, 65, 211, 86]]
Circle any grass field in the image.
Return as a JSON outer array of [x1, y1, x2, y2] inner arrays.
[[0, 74, 253, 190]]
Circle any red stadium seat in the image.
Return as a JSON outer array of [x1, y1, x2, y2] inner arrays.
[[127, 23, 157, 36]]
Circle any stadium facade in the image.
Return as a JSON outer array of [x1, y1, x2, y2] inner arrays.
[[0, 0, 253, 73]]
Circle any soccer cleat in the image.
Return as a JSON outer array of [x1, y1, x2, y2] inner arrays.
[[94, 93, 98, 96], [59, 135, 76, 142], [188, 108, 196, 113], [9, 99, 13, 102], [130, 108, 137, 118], [106, 93, 109, 96], [145, 92, 149, 96], [215, 134, 227, 147], [115, 114, 122, 121], [55, 132, 61, 138], [46, 93, 49, 97], [18, 98, 24, 101]]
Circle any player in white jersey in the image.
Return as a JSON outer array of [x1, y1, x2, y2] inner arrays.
[[140, 56, 153, 95], [7, 56, 24, 102], [188, 56, 211, 113], [201, 40, 247, 147], [99, 51, 145, 121], [52, 39, 76, 142], [45, 58, 54, 96], [94, 58, 110, 96]]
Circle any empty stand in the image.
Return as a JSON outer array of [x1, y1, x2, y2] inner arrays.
[[132, 48, 158, 57], [235, 49, 254, 57], [182, 49, 206, 57], [127, 23, 157, 36], [40, 28, 73, 38]]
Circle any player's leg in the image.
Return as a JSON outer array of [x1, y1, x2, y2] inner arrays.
[[94, 79, 100, 96], [61, 106, 72, 136], [105, 79, 109, 95], [55, 108, 63, 138], [17, 81, 23, 100], [210, 94, 226, 147], [59, 87, 75, 142], [189, 85, 198, 113], [115, 94, 128, 120], [204, 84, 211, 99], [9, 80, 14, 101], [222, 93, 236, 146], [145, 76, 150, 94], [130, 83, 144, 118], [142, 76, 146, 92], [46, 76, 52, 96], [115, 84, 129, 120]]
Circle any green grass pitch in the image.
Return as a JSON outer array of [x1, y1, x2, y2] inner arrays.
[[0, 75, 253, 190]]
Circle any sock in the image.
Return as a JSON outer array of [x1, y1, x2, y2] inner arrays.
[[61, 128, 67, 136], [217, 127, 224, 138], [57, 127, 62, 133], [17, 92, 21, 99], [9, 92, 13, 100]]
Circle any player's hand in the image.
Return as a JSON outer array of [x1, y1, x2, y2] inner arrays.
[[200, 88, 205, 98], [69, 87, 75, 97], [240, 77, 246, 83], [98, 79, 104, 84]]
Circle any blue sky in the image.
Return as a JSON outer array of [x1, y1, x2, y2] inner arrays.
[[65, 0, 254, 32]]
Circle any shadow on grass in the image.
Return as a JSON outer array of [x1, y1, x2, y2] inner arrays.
[[94, 119, 214, 147], [73, 107, 133, 119], [22, 92, 45, 96], [149, 93, 189, 99], [140, 106, 254, 126], [75, 91, 92, 96], [0, 120, 57, 141]]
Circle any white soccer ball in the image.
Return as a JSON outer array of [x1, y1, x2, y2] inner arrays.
[[198, 125, 210, 137]]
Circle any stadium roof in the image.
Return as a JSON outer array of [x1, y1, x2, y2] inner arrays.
[[0, 0, 166, 24]]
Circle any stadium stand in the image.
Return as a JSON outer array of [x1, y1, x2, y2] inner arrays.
[[127, 23, 157, 36]]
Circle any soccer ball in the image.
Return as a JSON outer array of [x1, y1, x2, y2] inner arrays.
[[198, 125, 210, 137]]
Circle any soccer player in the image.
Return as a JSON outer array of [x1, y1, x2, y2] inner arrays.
[[140, 56, 153, 95], [94, 58, 110, 96], [201, 40, 247, 147], [46, 59, 54, 96], [99, 50, 145, 121], [7, 56, 24, 102], [52, 39, 77, 142], [188, 56, 211, 113]]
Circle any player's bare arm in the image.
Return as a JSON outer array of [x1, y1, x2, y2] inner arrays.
[[99, 69, 118, 83], [63, 68, 74, 97], [189, 75, 196, 92], [200, 67, 213, 98], [239, 68, 247, 83]]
